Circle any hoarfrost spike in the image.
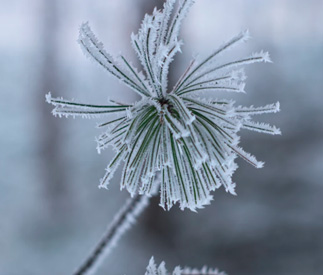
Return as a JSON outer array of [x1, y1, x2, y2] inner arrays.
[[47, 0, 280, 211]]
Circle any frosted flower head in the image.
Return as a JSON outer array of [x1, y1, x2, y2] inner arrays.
[[47, 0, 280, 211]]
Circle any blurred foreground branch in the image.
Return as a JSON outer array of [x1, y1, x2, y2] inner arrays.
[[74, 194, 150, 275]]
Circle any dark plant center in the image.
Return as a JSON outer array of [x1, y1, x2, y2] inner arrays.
[[159, 97, 175, 114]]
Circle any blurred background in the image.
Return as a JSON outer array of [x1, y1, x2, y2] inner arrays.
[[1, 0, 323, 274]]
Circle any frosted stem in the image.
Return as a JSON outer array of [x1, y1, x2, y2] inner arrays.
[[74, 193, 150, 275]]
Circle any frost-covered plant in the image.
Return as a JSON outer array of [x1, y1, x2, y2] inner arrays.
[[47, 0, 280, 211], [145, 257, 226, 275], [46, 0, 281, 274], [47, 0, 280, 210]]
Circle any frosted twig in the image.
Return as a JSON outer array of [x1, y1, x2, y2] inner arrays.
[[74, 194, 150, 275]]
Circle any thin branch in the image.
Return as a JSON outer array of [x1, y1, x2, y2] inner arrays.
[[74, 194, 150, 275]]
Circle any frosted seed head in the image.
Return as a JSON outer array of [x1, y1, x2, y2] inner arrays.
[[46, 0, 281, 211]]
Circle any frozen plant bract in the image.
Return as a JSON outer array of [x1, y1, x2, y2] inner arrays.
[[47, 0, 280, 211]]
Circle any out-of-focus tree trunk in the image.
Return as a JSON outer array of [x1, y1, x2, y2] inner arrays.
[[37, 0, 71, 219]]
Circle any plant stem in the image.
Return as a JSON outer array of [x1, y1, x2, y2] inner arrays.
[[74, 193, 150, 275]]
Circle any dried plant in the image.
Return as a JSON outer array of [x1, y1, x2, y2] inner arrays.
[[47, 0, 279, 211], [46, 0, 280, 273]]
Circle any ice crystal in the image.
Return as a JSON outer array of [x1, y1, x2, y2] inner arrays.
[[145, 257, 226, 275], [47, 0, 280, 211]]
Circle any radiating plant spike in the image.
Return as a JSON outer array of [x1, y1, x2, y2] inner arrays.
[[47, 0, 280, 211]]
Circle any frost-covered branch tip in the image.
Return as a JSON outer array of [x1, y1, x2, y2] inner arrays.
[[145, 257, 226, 275], [47, 0, 281, 211]]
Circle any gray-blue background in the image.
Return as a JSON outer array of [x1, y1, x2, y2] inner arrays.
[[1, 0, 322, 274]]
